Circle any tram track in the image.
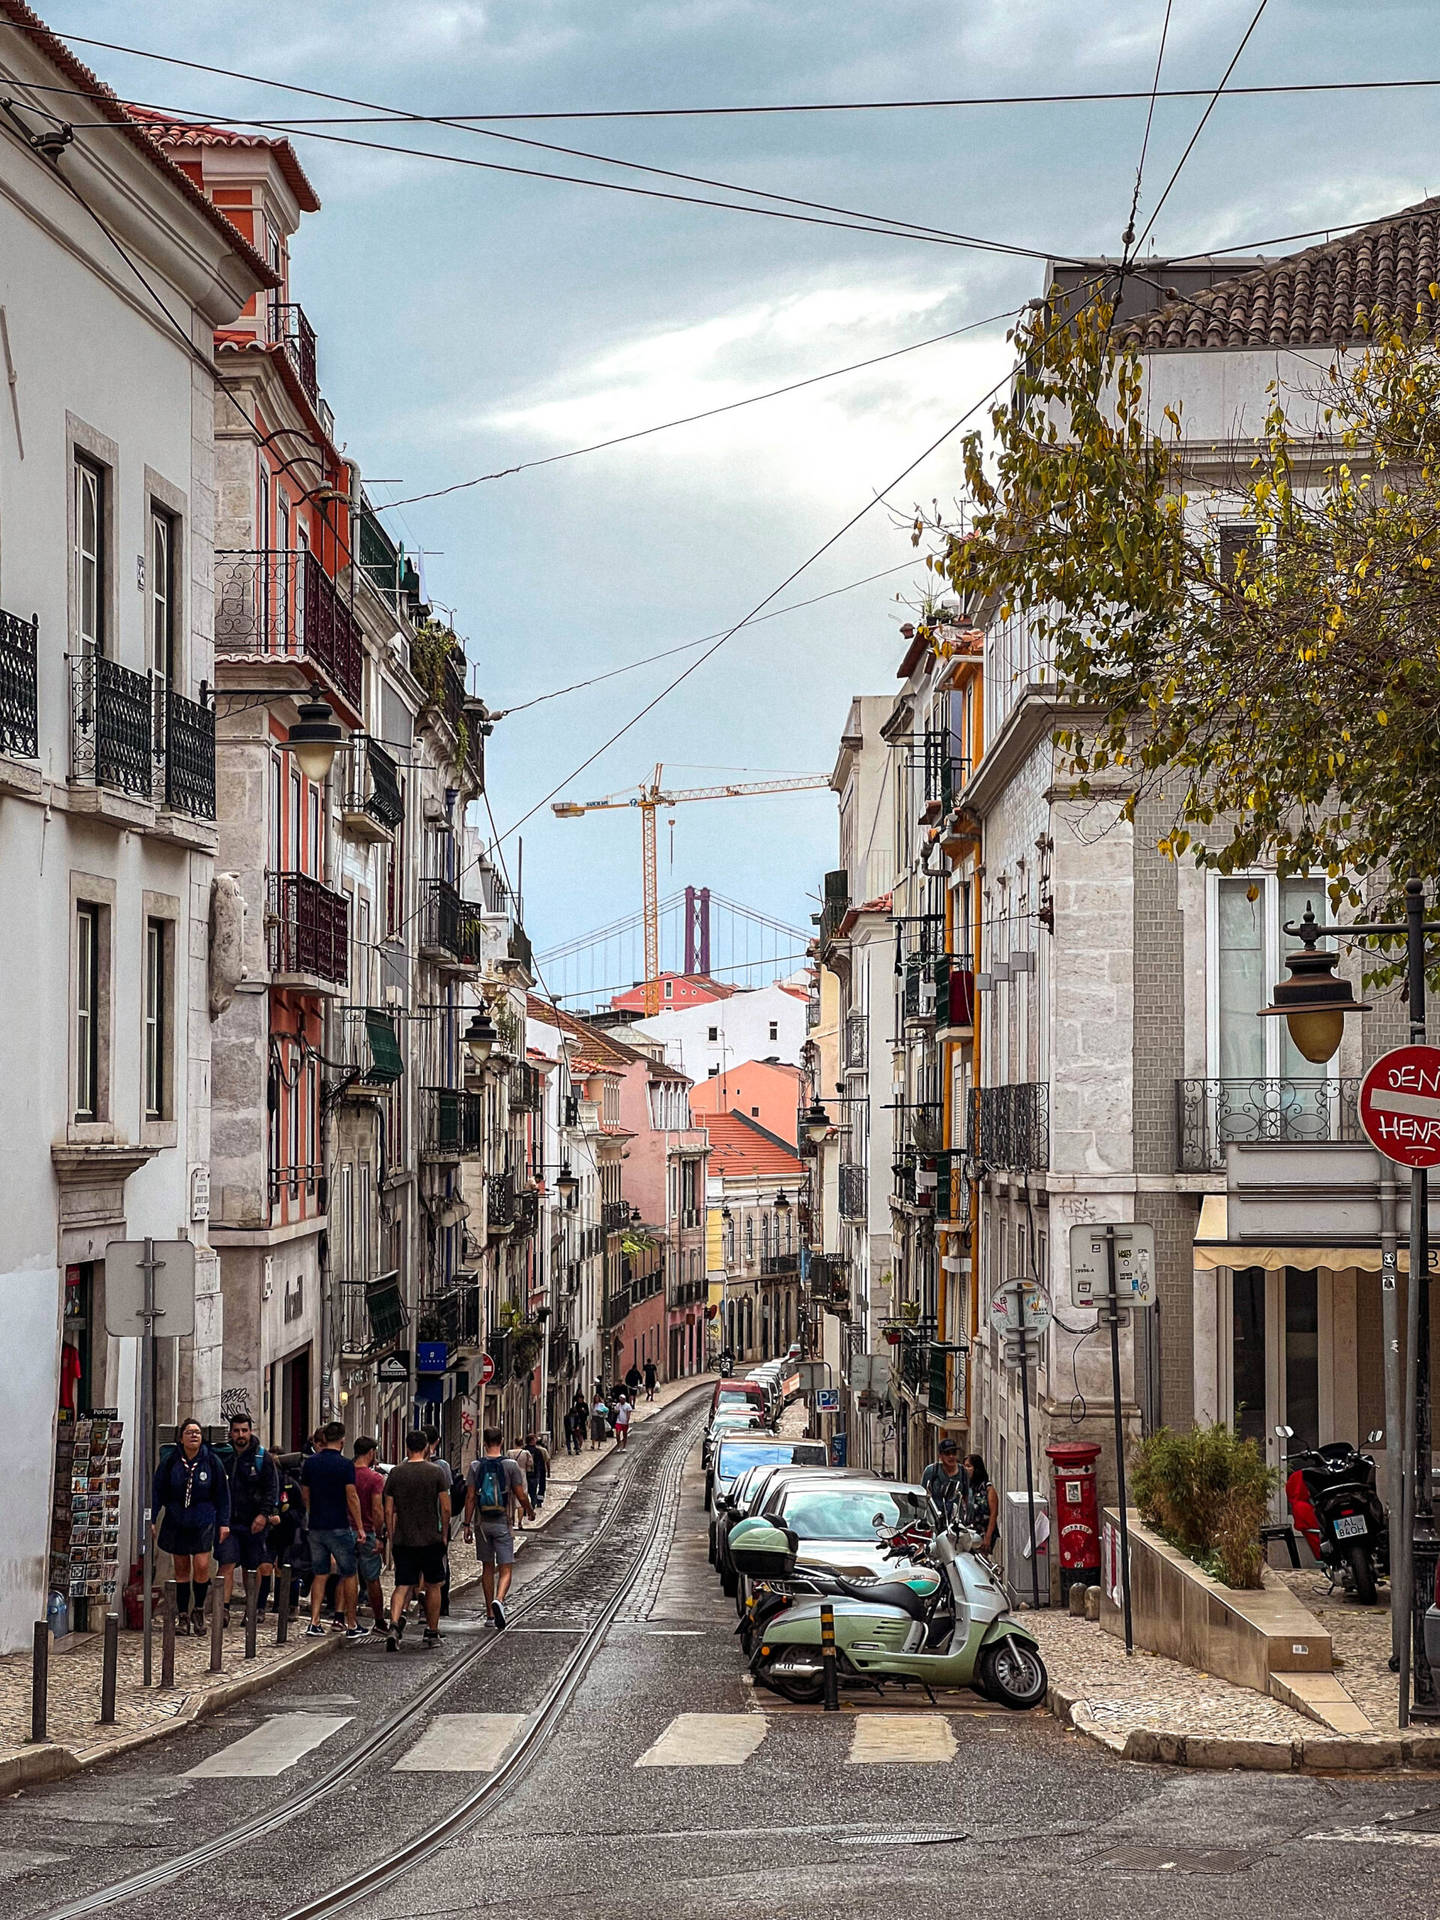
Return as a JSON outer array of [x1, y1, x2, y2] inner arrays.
[[38, 1398, 702, 1920]]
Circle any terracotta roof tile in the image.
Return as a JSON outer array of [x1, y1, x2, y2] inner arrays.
[[1123, 196, 1440, 352], [125, 106, 321, 213], [703, 1109, 805, 1178]]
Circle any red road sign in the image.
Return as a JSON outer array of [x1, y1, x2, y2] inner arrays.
[[478, 1353, 496, 1385], [1357, 1044, 1440, 1168]]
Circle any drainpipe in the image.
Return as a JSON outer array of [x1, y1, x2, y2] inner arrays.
[[1379, 1154, 1404, 1669]]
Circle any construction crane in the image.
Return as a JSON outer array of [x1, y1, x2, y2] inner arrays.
[[553, 763, 831, 1014]]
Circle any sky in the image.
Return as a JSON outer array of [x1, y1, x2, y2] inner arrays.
[[35, 1, 1440, 988]]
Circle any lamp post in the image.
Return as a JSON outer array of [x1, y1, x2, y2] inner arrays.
[[463, 1007, 498, 1068], [1260, 882, 1438, 1723]]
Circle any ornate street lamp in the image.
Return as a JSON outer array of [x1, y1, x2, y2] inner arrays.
[[555, 1161, 579, 1203], [1258, 903, 1370, 1064], [801, 1099, 832, 1145], [286, 697, 345, 783], [464, 1007, 499, 1066]]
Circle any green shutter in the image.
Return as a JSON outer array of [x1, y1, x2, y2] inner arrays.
[[363, 1009, 404, 1084]]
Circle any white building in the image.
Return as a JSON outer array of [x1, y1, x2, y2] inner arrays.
[[632, 977, 809, 1087], [0, 22, 270, 1650]]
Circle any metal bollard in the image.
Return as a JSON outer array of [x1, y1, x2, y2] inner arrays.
[[209, 1582, 224, 1674], [276, 1568, 291, 1646], [99, 1611, 119, 1725], [244, 1569, 259, 1660], [29, 1621, 48, 1743], [160, 1581, 177, 1691], [820, 1601, 839, 1713]]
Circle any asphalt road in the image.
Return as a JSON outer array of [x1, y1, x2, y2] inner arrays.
[[5, 1390, 1440, 1920]]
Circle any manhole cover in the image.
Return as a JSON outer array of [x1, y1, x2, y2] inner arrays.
[[1093, 1847, 1255, 1874]]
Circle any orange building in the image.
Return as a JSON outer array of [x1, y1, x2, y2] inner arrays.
[[689, 1058, 805, 1147]]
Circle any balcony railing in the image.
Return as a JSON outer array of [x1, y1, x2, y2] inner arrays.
[[668, 1273, 706, 1309], [808, 1254, 850, 1313], [419, 1086, 485, 1158], [418, 1283, 481, 1347], [488, 1168, 516, 1232], [844, 1012, 867, 1069], [335, 1006, 404, 1086], [419, 878, 484, 966], [0, 608, 38, 759], [819, 869, 850, 951], [268, 870, 348, 983], [269, 1160, 322, 1207], [971, 1082, 1049, 1174], [341, 735, 404, 837], [339, 1271, 406, 1357], [1176, 1076, 1364, 1174], [759, 1253, 799, 1277], [510, 1062, 542, 1112], [69, 653, 158, 798], [805, 992, 821, 1030], [607, 1267, 663, 1327], [927, 1341, 966, 1418], [602, 1199, 631, 1233], [839, 1162, 867, 1222], [513, 1188, 539, 1237], [214, 548, 362, 711], [163, 686, 216, 817], [269, 299, 319, 405]]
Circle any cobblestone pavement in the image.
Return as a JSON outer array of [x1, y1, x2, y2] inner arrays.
[[1029, 1611, 1317, 1740], [1276, 1567, 1401, 1728]]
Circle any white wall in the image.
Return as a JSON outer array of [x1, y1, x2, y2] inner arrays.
[[633, 980, 807, 1088]]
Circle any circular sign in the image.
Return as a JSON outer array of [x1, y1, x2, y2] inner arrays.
[[1357, 1044, 1440, 1168], [988, 1279, 1052, 1335], [478, 1353, 496, 1385]]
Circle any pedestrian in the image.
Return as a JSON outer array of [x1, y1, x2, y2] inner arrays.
[[962, 1452, 1001, 1556], [422, 1425, 456, 1617], [509, 1438, 533, 1531], [524, 1427, 549, 1511], [921, 1438, 968, 1525], [566, 1392, 587, 1456], [589, 1391, 609, 1450], [612, 1393, 632, 1450], [463, 1428, 533, 1630], [300, 1421, 368, 1641], [152, 1418, 230, 1635], [624, 1361, 643, 1405], [271, 1452, 307, 1617], [383, 1430, 451, 1651], [352, 1436, 388, 1632], [219, 1412, 281, 1623], [643, 1357, 658, 1403]]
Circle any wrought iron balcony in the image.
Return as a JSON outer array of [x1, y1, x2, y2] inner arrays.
[[513, 1187, 540, 1237], [335, 1006, 404, 1087], [818, 869, 850, 952], [0, 608, 37, 759], [759, 1253, 799, 1278], [214, 547, 362, 711], [838, 1162, 867, 1222], [418, 1282, 481, 1347], [488, 1168, 516, 1232], [268, 869, 348, 983], [419, 1086, 485, 1158], [844, 1011, 867, 1069], [602, 1199, 632, 1233], [1176, 1076, 1364, 1174], [419, 878, 484, 966], [163, 685, 216, 817], [269, 299, 319, 404], [668, 1273, 707, 1309], [926, 1341, 966, 1418], [69, 653, 158, 799], [510, 1061, 542, 1112], [808, 1254, 850, 1313], [339, 1271, 406, 1357], [970, 1081, 1049, 1174], [340, 735, 404, 840]]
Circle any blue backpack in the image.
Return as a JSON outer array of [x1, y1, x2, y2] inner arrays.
[[472, 1457, 509, 1519]]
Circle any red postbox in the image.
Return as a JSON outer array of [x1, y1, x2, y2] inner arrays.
[[1046, 1440, 1102, 1599]]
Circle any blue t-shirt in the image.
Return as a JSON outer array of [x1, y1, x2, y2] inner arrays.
[[301, 1448, 356, 1531]]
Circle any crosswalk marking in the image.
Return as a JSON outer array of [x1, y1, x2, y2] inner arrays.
[[186, 1713, 350, 1777], [636, 1712, 769, 1767], [847, 1714, 957, 1765], [392, 1713, 527, 1772]]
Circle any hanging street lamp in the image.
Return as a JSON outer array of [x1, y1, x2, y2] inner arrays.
[[1258, 902, 1371, 1063], [464, 1007, 499, 1066], [286, 697, 346, 783]]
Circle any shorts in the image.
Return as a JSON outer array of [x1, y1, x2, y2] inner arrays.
[[219, 1523, 274, 1570], [357, 1533, 383, 1585], [308, 1526, 358, 1579], [392, 1541, 446, 1587], [157, 1516, 215, 1558], [473, 1522, 515, 1567]]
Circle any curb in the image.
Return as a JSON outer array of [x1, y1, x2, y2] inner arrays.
[[1048, 1683, 1440, 1772], [0, 1632, 343, 1798]]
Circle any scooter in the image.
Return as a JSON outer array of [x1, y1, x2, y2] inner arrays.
[[1278, 1425, 1388, 1605], [734, 1512, 1048, 1710]]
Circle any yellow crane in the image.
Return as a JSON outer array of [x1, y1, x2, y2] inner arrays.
[[553, 762, 831, 1014]]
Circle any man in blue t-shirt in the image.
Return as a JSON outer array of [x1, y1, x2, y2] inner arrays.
[[300, 1422, 367, 1640]]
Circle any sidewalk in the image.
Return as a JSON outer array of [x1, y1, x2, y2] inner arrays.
[[0, 1373, 710, 1794]]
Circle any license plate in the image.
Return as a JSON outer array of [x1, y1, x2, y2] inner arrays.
[[1333, 1512, 1368, 1540]]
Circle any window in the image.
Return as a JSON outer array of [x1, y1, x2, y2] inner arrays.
[[750, 1105, 760, 1118], [149, 505, 177, 682], [768, 1021, 778, 1042], [75, 905, 100, 1121], [1214, 875, 1325, 1080], [744, 1214, 754, 1260], [664, 979, 673, 1000], [143, 917, 168, 1120], [707, 1026, 718, 1042], [708, 1064, 719, 1077], [74, 455, 105, 655]]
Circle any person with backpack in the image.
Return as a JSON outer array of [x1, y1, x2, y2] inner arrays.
[[383, 1430, 451, 1651], [565, 1393, 588, 1455], [625, 1362, 643, 1405], [643, 1358, 658, 1403], [524, 1427, 549, 1511], [152, 1418, 230, 1635], [219, 1412, 281, 1623], [462, 1429, 533, 1630], [508, 1439, 533, 1531]]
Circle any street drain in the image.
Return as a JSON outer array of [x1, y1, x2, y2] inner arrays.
[[839, 1830, 969, 1848], [1093, 1846, 1255, 1874]]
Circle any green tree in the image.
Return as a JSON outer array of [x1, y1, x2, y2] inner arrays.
[[926, 292, 1440, 963]]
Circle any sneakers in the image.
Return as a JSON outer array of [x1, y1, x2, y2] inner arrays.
[[305, 1622, 327, 1638], [491, 1598, 507, 1632], [344, 1625, 371, 1643], [175, 1612, 191, 1637], [422, 1627, 441, 1648], [329, 1614, 347, 1632], [385, 1616, 405, 1652]]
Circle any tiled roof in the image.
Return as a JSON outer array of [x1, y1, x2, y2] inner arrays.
[[125, 107, 322, 214], [703, 1109, 804, 1178], [1123, 197, 1440, 351], [0, 4, 277, 289]]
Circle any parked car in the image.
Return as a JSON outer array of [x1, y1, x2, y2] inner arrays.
[[733, 1475, 931, 1614], [702, 1408, 764, 1470], [710, 1377, 769, 1420], [706, 1431, 828, 1528], [715, 1463, 878, 1597]]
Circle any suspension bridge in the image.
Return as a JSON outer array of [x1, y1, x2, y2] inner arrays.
[[536, 885, 812, 1012]]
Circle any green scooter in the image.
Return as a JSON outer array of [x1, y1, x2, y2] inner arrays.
[[732, 1511, 1048, 1709]]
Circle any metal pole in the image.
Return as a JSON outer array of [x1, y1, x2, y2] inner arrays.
[[160, 1580, 177, 1691], [139, 1236, 158, 1687], [1379, 1163, 1405, 1672], [244, 1568, 259, 1660], [276, 1562, 292, 1645], [1106, 1226, 1135, 1656], [1408, 880, 1439, 1718], [820, 1599, 839, 1711], [99, 1611, 119, 1725], [29, 1622, 48, 1743], [209, 1579, 224, 1674], [1016, 1287, 1042, 1610]]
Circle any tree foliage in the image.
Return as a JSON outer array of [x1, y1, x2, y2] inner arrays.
[[927, 292, 1440, 939]]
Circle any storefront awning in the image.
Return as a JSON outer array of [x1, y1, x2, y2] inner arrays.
[[1194, 1193, 1405, 1272]]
